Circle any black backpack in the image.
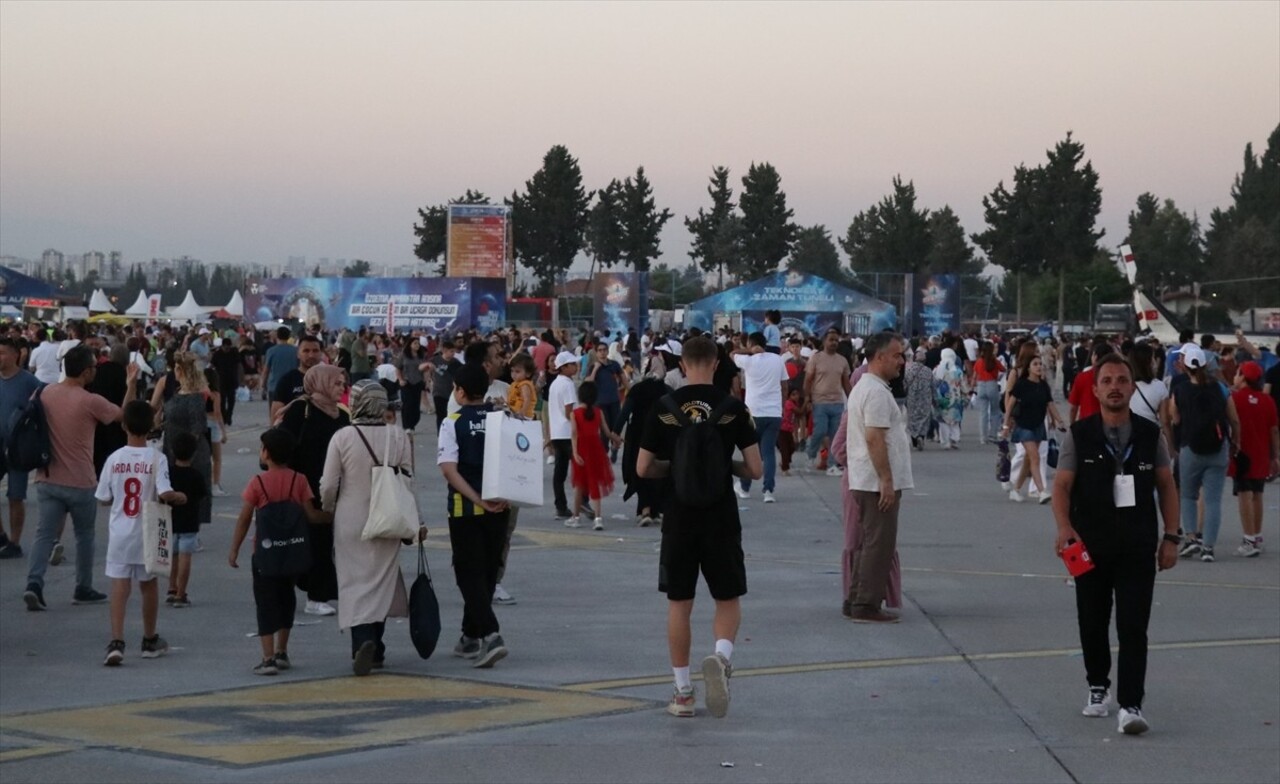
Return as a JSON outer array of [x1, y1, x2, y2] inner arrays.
[[1181, 383, 1227, 456], [660, 394, 738, 509], [6, 386, 51, 474], [251, 473, 313, 577]]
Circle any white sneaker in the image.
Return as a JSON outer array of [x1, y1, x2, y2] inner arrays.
[[825, 466, 842, 477], [564, 516, 581, 529], [734, 484, 749, 500], [211, 484, 228, 497], [1117, 706, 1150, 735], [545, 455, 555, 465], [1038, 492, 1052, 505], [592, 517, 604, 531], [304, 600, 336, 616], [492, 584, 516, 605], [1234, 540, 1261, 558], [1000, 481, 1012, 492], [1082, 687, 1112, 717], [762, 491, 776, 504], [1009, 490, 1025, 503]]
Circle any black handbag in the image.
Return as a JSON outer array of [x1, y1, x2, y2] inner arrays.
[[409, 543, 441, 659]]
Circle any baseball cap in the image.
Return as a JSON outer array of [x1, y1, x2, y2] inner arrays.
[[1180, 343, 1206, 369], [1239, 361, 1263, 384], [198, 327, 211, 336], [554, 351, 579, 369], [664, 340, 682, 357]]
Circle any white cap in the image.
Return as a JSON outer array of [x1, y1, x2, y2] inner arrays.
[[664, 340, 682, 357], [800, 347, 815, 358], [1180, 343, 1207, 369], [554, 351, 579, 369], [198, 327, 211, 336]]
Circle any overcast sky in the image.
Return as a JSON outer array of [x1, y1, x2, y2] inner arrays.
[[1, 1, 1276, 276]]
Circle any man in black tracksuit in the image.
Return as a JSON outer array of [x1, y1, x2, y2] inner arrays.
[[1051, 353, 1181, 736]]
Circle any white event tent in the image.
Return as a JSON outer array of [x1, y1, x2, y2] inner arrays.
[[122, 291, 152, 316], [88, 289, 115, 313], [166, 290, 219, 322]]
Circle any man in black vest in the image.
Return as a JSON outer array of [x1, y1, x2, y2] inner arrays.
[[1051, 354, 1180, 736]]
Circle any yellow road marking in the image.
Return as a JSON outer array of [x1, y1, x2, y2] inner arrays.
[[563, 637, 1280, 692], [7, 674, 647, 768], [0, 744, 72, 764]]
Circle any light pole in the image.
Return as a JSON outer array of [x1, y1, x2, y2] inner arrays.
[[1084, 285, 1097, 328]]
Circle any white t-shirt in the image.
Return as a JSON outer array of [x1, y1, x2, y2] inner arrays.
[[28, 342, 60, 385], [845, 374, 914, 492], [95, 446, 174, 567], [547, 374, 577, 440], [640, 334, 653, 354], [733, 352, 788, 418], [447, 379, 511, 415], [963, 338, 980, 363], [376, 363, 399, 382], [1130, 379, 1169, 424]]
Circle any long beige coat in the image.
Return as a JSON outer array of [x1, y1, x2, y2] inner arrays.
[[319, 424, 412, 630]]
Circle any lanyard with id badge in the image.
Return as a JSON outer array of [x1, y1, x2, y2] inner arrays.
[[1107, 439, 1136, 508]]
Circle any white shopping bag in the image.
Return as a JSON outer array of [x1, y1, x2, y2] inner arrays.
[[142, 500, 173, 577], [482, 411, 544, 507]]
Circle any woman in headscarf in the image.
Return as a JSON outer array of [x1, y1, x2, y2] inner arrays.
[[933, 347, 968, 449], [319, 380, 420, 675], [904, 347, 935, 451], [277, 364, 349, 617]]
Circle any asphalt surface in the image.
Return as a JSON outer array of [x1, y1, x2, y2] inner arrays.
[[1, 390, 1277, 783]]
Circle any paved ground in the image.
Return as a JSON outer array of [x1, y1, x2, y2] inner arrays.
[[1, 391, 1277, 783]]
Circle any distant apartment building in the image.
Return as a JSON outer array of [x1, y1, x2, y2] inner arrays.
[[40, 249, 65, 278]]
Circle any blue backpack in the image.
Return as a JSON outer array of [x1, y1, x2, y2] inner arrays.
[[6, 386, 51, 474]]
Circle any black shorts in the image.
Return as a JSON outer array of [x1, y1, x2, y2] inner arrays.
[[1233, 477, 1266, 495], [252, 569, 297, 636], [659, 518, 747, 602]]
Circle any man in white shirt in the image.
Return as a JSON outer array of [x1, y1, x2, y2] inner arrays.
[[731, 332, 789, 503], [844, 332, 912, 623], [27, 333, 61, 385], [548, 351, 579, 519], [963, 334, 980, 364]]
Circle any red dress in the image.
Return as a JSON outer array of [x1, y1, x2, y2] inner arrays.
[[571, 407, 615, 500]]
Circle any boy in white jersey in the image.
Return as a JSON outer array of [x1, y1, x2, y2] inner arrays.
[[95, 401, 187, 666]]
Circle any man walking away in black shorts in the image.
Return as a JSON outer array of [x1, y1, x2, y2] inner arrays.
[[638, 336, 762, 719]]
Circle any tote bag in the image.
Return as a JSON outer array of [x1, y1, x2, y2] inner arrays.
[[354, 426, 420, 541], [409, 543, 442, 659], [481, 411, 545, 507], [141, 450, 173, 577]]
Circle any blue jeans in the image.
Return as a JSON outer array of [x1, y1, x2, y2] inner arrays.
[[27, 483, 98, 592], [806, 403, 845, 461], [741, 416, 781, 493], [1179, 445, 1228, 548], [975, 380, 1002, 442]]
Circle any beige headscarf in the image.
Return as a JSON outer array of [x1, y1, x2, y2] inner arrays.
[[303, 364, 344, 419]]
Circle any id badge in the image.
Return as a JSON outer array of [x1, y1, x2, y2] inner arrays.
[[1113, 475, 1136, 508]]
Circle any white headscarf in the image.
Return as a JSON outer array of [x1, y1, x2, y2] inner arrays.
[[934, 348, 958, 381]]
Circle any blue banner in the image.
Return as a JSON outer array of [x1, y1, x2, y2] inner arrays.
[[912, 274, 960, 337], [244, 277, 506, 333], [684, 272, 896, 335], [593, 271, 649, 337]]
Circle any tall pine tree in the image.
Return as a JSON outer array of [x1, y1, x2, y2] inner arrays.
[[510, 145, 592, 296], [737, 162, 796, 280], [685, 165, 737, 290]]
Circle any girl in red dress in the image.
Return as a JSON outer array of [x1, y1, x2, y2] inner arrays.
[[569, 381, 623, 531]]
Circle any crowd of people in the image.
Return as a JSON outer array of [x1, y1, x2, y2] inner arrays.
[[0, 315, 1276, 731]]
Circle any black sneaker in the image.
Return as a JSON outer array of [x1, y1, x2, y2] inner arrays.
[[23, 583, 46, 611], [452, 635, 481, 659], [165, 591, 177, 605], [72, 587, 108, 605], [253, 658, 278, 676], [553, 509, 573, 520], [140, 634, 169, 659], [273, 651, 291, 671], [0, 543, 23, 559], [104, 639, 125, 666], [352, 640, 376, 676], [473, 634, 507, 669]]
